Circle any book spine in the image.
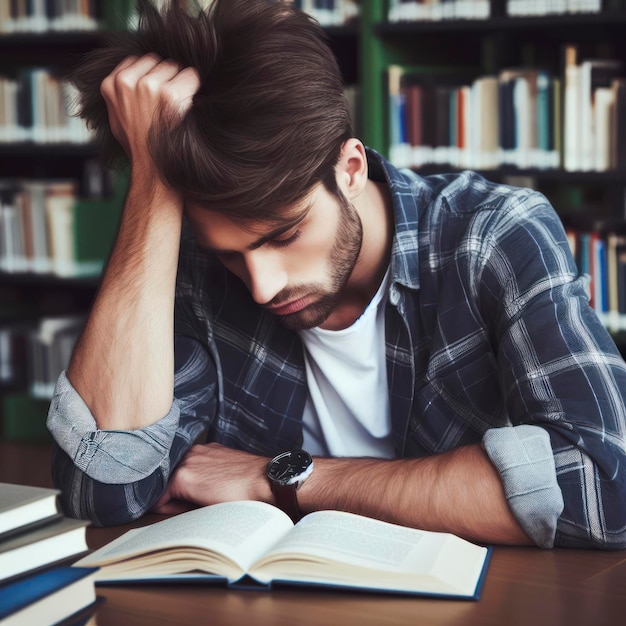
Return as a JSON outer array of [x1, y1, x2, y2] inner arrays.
[[564, 46, 580, 171], [593, 87, 613, 171], [612, 80, 626, 169]]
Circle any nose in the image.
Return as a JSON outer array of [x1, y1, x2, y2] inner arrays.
[[243, 250, 288, 305]]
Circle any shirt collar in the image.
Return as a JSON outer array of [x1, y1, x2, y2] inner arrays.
[[365, 147, 421, 292]]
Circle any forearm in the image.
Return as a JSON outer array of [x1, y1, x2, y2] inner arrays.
[[67, 172, 182, 429], [159, 442, 536, 545], [298, 444, 533, 546], [66, 55, 200, 430]]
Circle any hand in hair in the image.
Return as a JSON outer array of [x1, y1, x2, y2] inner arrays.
[[99, 53, 200, 169]]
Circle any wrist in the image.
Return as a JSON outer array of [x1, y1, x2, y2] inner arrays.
[[257, 458, 275, 504], [266, 450, 313, 522]]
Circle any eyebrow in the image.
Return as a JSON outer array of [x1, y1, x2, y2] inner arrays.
[[200, 204, 312, 256]]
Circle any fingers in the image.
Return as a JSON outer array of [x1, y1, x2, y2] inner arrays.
[[101, 54, 200, 117], [162, 66, 201, 117], [100, 54, 162, 103], [99, 53, 200, 159]]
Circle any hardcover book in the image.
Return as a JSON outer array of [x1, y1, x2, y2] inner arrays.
[[0, 482, 61, 541], [0, 516, 89, 583], [0, 566, 97, 626]]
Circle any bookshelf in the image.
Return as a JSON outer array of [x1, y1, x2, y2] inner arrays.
[[0, 1, 126, 441]]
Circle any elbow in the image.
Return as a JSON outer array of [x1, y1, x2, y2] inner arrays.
[[554, 453, 626, 550], [555, 517, 626, 551], [51, 443, 164, 527]]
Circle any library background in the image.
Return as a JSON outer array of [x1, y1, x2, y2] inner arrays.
[[1, 0, 626, 441]]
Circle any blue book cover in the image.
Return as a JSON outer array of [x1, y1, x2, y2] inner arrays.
[[0, 566, 98, 623]]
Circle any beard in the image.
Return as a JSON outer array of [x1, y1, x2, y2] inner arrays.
[[271, 192, 363, 332]]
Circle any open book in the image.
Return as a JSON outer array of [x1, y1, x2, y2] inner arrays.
[[75, 501, 491, 599]]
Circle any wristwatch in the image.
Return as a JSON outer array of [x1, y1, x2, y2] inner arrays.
[[266, 449, 313, 523]]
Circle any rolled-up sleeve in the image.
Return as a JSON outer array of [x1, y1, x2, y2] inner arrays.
[[482, 425, 563, 548], [48, 371, 180, 484], [46, 335, 218, 525]]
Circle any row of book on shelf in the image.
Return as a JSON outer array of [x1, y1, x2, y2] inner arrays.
[[0, 313, 84, 406], [566, 220, 626, 332], [0, 482, 96, 625], [0, 177, 120, 278], [0, 0, 102, 33], [0, 69, 91, 144], [506, 0, 603, 16], [387, 0, 610, 21], [2, 0, 623, 34], [290, 0, 360, 25], [0, 0, 361, 34], [0, 313, 85, 399], [387, 46, 626, 172], [388, 0, 490, 20], [562, 46, 626, 172]]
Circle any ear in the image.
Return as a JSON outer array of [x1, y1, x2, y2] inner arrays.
[[336, 138, 368, 200]]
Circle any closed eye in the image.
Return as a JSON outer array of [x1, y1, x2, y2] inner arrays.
[[269, 229, 302, 249]]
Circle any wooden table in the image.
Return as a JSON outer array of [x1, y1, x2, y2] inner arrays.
[[3, 442, 626, 625]]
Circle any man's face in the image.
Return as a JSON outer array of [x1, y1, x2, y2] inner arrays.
[[185, 182, 363, 331]]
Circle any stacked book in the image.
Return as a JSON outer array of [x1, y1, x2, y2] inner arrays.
[[0, 482, 97, 625]]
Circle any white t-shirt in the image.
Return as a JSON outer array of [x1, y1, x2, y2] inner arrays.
[[299, 270, 394, 459]]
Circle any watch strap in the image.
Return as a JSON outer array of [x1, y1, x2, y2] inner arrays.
[[270, 482, 301, 523]]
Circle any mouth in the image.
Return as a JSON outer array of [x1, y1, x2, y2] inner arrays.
[[265, 296, 312, 316]]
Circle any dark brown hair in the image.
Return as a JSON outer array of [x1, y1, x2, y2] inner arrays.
[[72, 0, 353, 220]]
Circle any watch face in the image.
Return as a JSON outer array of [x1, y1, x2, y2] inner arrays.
[[267, 450, 313, 486]]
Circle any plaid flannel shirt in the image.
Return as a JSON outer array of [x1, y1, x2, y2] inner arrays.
[[48, 148, 626, 548]]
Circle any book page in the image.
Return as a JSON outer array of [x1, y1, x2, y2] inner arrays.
[[76, 501, 293, 581], [250, 510, 487, 595]]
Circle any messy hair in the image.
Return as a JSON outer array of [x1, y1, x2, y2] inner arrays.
[[72, 0, 353, 220]]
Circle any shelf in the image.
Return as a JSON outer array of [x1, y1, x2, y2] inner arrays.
[[0, 143, 102, 183], [0, 30, 105, 68], [323, 24, 359, 38], [0, 271, 100, 289], [0, 30, 104, 48], [414, 166, 626, 183], [0, 143, 98, 157]]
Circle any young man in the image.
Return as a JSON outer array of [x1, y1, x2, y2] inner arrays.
[[48, 0, 626, 549]]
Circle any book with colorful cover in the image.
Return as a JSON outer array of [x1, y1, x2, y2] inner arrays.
[[0, 566, 98, 626]]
